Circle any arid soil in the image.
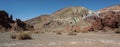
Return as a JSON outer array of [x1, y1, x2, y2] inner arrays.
[[0, 32, 120, 47]]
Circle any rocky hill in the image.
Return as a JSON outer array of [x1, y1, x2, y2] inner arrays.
[[26, 5, 120, 32], [0, 10, 34, 32], [26, 15, 51, 25], [27, 6, 97, 32], [86, 5, 120, 31]]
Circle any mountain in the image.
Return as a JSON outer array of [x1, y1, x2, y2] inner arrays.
[[0, 10, 34, 32], [27, 6, 96, 32], [26, 5, 120, 32]]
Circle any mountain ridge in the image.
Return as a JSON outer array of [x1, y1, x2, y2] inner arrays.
[[26, 5, 120, 32]]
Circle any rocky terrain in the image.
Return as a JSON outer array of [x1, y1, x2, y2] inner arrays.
[[0, 32, 120, 47], [0, 10, 34, 32], [86, 5, 120, 31]]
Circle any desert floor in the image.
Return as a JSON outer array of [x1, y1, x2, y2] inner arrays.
[[0, 32, 120, 47]]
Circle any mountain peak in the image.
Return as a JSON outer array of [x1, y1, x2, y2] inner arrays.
[[53, 6, 90, 16]]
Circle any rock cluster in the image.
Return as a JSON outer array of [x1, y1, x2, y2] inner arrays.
[[0, 10, 34, 32], [86, 11, 120, 31]]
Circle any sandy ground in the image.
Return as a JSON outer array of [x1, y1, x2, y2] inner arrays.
[[0, 32, 120, 47]]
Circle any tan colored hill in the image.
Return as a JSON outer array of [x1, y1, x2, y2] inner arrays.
[[27, 6, 96, 32], [26, 15, 51, 25], [26, 5, 120, 32]]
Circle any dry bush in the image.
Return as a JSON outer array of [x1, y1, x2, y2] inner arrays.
[[114, 29, 120, 33], [10, 34, 16, 39], [100, 30, 107, 32], [56, 31, 62, 35], [53, 30, 62, 35], [68, 32, 77, 36], [10, 32, 32, 40], [16, 32, 32, 40], [33, 30, 44, 34], [81, 30, 89, 33], [73, 30, 80, 33]]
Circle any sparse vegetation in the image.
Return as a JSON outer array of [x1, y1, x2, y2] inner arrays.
[[56, 31, 62, 35], [73, 30, 80, 33], [115, 29, 120, 33], [68, 31, 77, 36], [33, 30, 44, 34], [10, 34, 16, 39], [81, 30, 89, 33], [10, 32, 32, 40], [100, 30, 107, 32]]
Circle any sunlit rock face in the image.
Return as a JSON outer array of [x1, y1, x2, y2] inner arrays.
[[0, 10, 34, 32]]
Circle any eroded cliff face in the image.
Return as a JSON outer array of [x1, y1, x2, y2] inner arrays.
[[0, 10, 34, 32]]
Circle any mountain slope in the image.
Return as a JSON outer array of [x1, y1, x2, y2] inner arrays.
[[27, 5, 120, 32], [26, 15, 51, 25], [27, 6, 96, 32]]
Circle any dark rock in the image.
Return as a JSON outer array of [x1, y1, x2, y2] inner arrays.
[[0, 10, 34, 32]]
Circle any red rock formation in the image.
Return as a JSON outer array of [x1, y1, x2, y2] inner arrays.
[[86, 11, 120, 31], [101, 11, 120, 30]]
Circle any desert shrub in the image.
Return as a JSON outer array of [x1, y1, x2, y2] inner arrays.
[[10, 32, 32, 40], [68, 32, 77, 36], [73, 30, 80, 33], [10, 34, 16, 39], [33, 30, 44, 34], [115, 29, 120, 33], [100, 30, 107, 32], [16, 32, 32, 40], [81, 30, 89, 33], [56, 31, 62, 35]]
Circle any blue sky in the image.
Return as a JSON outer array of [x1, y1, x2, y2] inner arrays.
[[0, 0, 120, 20]]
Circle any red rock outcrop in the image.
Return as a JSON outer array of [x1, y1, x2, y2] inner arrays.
[[101, 11, 120, 30], [86, 11, 120, 31], [0, 10, 34, 32]]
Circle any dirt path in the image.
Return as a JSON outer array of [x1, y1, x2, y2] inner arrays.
[[0, 32, 120, 47]]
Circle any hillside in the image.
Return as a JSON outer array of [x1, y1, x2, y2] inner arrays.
[[26, 5, 120, 32], [27, 6, 97, 32], [26, 15, 51, 25]]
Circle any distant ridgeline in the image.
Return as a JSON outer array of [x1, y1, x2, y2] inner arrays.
[[0, 10, 34, 32]]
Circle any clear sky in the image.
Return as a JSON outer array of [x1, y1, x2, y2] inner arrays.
[[0, 0, 120, 21]]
